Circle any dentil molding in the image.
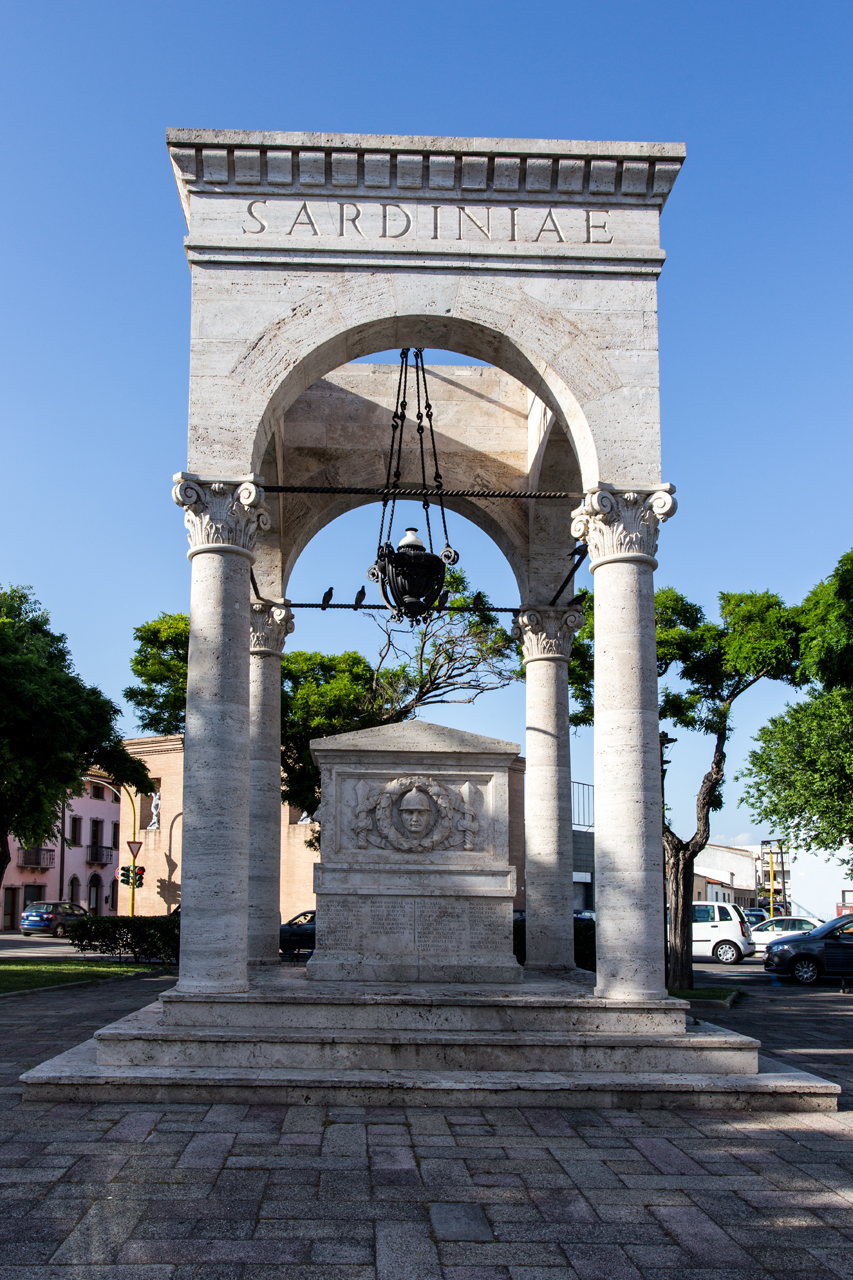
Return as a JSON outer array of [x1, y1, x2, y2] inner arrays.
[[512, 606, 585, 664], [172, 474, 270, 561], [570, 485, 676, 570]]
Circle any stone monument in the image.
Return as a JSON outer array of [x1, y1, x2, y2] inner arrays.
[[306, 721, 521, 983]]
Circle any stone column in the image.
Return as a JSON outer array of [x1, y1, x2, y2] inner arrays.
[[248, 598, 294, 966], [172, 474, 269, 994], [571, 485, 677, 1001], [512, 605, 584, 970]]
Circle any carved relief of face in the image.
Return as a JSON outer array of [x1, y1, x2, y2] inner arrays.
[[398, 789, 433, 835]]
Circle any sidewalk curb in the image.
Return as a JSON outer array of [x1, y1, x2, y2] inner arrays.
[[0, 968, 174, 1000]]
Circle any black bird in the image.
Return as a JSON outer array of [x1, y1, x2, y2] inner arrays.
[[471, 591, 484, 611], [354, 586, 366, 608], [321, 587, 333, 610], [436, 590, 449, 613]]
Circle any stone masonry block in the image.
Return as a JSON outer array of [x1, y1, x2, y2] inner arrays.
[[589, 160, 617, 193], [429, 155, 456, 189], [364, 153, 391, 186], [397, 154, 423, 188], [462, 156, 488, 189], [170, 148, 197, 182], [299, 151, 326, 185], [525, 158, 552, 191], [493, 157, 520, 190], [266, 150, 292, 184], [653, 161, 681, 194], [621, 161, 649, 194], [234, 150, 261, 184], [202, 149, 229, 183], [557, 159, 584, 192], [332, 152, 358, 186]]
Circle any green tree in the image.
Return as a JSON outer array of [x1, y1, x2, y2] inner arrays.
[[655, 587, 802, 988], [737, 549, 853, 863], [123, 569, 524, 816], [0, 586, 153, 891]]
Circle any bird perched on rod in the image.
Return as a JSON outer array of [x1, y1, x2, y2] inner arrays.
[[321, 588, 333, 610], [354, 586, 366, 608]]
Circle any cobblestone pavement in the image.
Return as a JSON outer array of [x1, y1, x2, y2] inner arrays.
[[2, 973, 853, 1277]]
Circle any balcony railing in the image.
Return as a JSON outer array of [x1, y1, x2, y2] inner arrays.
[[17, 847, 55, 869], [571, 781, 594, 830], [86, 845, 115, 865]]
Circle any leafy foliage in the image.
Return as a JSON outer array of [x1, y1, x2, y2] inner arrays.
[[67, 914, 180, 964], [737, 548, 853, 861], [124, 569, 524, 817], [124, 614, 191, 735], [0, 586, 153, 891]]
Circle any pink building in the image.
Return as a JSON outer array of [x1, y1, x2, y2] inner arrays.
[[1, 770, 121, 931]]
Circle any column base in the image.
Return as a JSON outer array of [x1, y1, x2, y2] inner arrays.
[[595, 983, 669, 1002]]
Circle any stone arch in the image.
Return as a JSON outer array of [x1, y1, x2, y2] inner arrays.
[[222, 276, 616, 486]]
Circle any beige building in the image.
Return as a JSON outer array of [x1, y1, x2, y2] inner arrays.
[[118, 735, 320, 921]]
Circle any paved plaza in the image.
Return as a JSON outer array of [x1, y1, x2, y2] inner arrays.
[[2, 967, 853, 1277]]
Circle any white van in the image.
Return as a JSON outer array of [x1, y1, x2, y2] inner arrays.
[[692, 902, 756, 965]]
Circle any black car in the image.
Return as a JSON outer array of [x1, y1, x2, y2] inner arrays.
[[764, 914, 853, 983], [280, 911, 315, 956]]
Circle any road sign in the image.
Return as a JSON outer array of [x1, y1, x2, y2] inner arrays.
[[114, 868, 120, 880], [127, 840, 142, 858]]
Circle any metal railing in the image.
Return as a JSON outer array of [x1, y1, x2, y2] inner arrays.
[[571, 781, 594, 830], [17, 847, 55, 869], [86, 845, 115, 865]]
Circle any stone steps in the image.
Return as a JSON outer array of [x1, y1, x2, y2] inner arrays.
[[95, 1013, 758, 1074], [20, 1038, 840, 1112]]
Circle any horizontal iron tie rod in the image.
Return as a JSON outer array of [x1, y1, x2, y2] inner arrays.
[[289, 602, 521, 613], [263, 485, 582, 500]]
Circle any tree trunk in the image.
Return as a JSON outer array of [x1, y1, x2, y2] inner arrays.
[[665, 838, 695, 989], [0, 828, 11, 894], [663, 720, 729, 991]]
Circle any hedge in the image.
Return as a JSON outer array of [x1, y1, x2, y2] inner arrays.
[[67, 914, 180, 965], [512, 916, 595, 972]]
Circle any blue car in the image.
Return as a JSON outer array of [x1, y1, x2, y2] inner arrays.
[[19, 901, 89, 938]]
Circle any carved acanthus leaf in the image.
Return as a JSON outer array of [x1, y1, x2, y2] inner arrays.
[[172, 478, 271, 555], [511, 606, 584, 663], [250, 600, 295, 655], [570, 487, 676, 567]]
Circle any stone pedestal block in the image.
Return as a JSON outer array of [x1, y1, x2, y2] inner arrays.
[[305, 722, 523, 983]]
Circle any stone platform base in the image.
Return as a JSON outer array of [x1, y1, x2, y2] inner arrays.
[[19, 969, 840, 1111]]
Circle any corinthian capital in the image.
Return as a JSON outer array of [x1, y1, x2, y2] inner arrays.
[[172, 474, 270, 561], [512, 605, 585, 664], [571, 485, 676, 569], [250, 599, 295, 656]]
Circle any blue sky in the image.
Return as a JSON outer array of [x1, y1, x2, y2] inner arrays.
[[1, 1, 851, 857]]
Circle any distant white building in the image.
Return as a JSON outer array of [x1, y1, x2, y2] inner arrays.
[[692, 844, 756, 910]]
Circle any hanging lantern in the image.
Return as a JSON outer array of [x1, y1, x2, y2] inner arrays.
[[368, 349, 458, 624]]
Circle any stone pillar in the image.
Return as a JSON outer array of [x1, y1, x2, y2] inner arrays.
[[571, 485, 677, 1001], [248, 598, 294, 966], [512, 605, 584, 970], [172, 474, 269, 994]]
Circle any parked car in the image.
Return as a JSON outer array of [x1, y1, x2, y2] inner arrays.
[[764, 915, 853, 983], [692, 902, 756, 964], [744, 908, 769, 927], [19, 902, 89, 938], [280, 911, 316, 956], [750, 914, 823, 955]]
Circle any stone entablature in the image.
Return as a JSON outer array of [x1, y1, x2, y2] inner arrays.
[[168, 130, 684, 211]]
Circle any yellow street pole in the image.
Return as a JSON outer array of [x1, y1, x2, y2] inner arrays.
[[768, 845, 775, 919], [125, 787, 137, 918]]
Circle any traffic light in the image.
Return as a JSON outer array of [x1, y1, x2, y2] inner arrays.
[[120, 866, 132, 885], [134, 866, 145, 888]]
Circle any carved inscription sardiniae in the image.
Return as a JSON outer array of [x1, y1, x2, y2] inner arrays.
[[352, 776, 480, 853]]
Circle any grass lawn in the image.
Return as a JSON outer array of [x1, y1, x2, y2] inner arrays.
[[668, 986, 743, 1001], [0, 959, 160, 994]]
